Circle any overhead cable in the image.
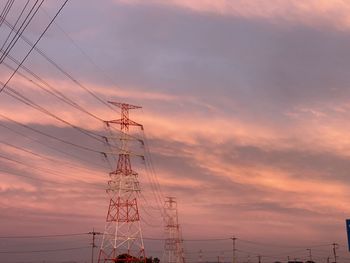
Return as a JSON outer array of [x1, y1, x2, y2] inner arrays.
[[0, 0, 69, 93]]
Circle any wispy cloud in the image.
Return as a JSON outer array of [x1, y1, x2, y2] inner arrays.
[[1, 1, 350, 261], [118, 0, 350, 30]]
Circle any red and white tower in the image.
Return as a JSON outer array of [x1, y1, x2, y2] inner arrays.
[[98, 102, 145, 263], [164, 197, 185, 263]]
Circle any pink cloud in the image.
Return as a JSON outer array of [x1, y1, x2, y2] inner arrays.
[[117, 0, 350, 30]]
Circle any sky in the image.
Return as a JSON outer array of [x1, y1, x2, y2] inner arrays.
[[1, 0, 350, 262]]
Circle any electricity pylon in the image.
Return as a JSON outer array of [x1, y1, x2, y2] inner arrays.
[[164, 197, 185, 263], [98, 102, 145, 263]]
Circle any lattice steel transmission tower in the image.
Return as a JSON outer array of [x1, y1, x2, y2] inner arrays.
[[98, 102, 145, 263], [164, 197, 185, 263]]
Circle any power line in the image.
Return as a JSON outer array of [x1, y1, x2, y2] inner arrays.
[[237, 238, 332, 249], [1, 15, 118, 113], [0, 154, 105, 189], [0, 1, 29, 54], [0, 152, 63, 176], [2, 83, 105, 143], [0, 233, 228, 242], [1, 82, 139, 156], [0, 0, 42, 63], [0, 168, 97, 189], [0, 0, 69, 93], [183, 238, 231, 242], [0, 233, 88, 239], [0, 246, 90, 254], [0, 0, 14, 28], [0, 112, 106, 155], [2, 56, 105, 122], [46, 9, 126, 105], [0, 140, 109, 184], [0, 168, 67, 186], [0, 139, 106, 175], [0, 166, 108, 193], [1, 55, 137, 145], [140, 128, 166, 217], [140, 237, 230, 241], [0, 121, 107, 169], [0, 231, 342, 259]]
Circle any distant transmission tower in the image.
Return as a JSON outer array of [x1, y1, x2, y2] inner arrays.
[[98, 102, 145, 263], [164, 197, 185, 263]]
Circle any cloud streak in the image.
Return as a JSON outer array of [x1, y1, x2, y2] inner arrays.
[[118, 0, 350, 30], [1, 0, 350, 261]]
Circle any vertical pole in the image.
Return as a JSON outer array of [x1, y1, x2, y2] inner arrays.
[[89, 229, 101, 263], [258, 255, 261, 263], [92, 229, 95, 263], [332, 243, 338, 263], [307, 248, 312, 261], [90, 228, 95, 263], [231, 237, 237, 263], [199, 249, 203, 263]]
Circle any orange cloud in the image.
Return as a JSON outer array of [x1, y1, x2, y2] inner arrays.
[[4, 62, 350, 245], [167, 133, 350, 220]]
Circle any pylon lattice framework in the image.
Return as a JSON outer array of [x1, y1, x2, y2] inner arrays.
[[98, 102, 145, 263], [164, 197, 185, 263]]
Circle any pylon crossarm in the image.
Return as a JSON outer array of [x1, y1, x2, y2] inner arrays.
[[106, 119, 143, 130], [104, 150, 144, 158], [107, 101, 142, 110], [106, 135, 144, 144]]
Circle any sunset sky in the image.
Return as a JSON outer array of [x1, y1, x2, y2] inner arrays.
[[1, 0, 350, 262]]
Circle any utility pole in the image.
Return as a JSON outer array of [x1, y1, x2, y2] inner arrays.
[[306, 248, 313, 262], [198, 249, 203, 263], [231, 237, 237, 263], [332, 243, 338, 263], [258, 255, 261, 263], [88, 229, 101, 263]]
